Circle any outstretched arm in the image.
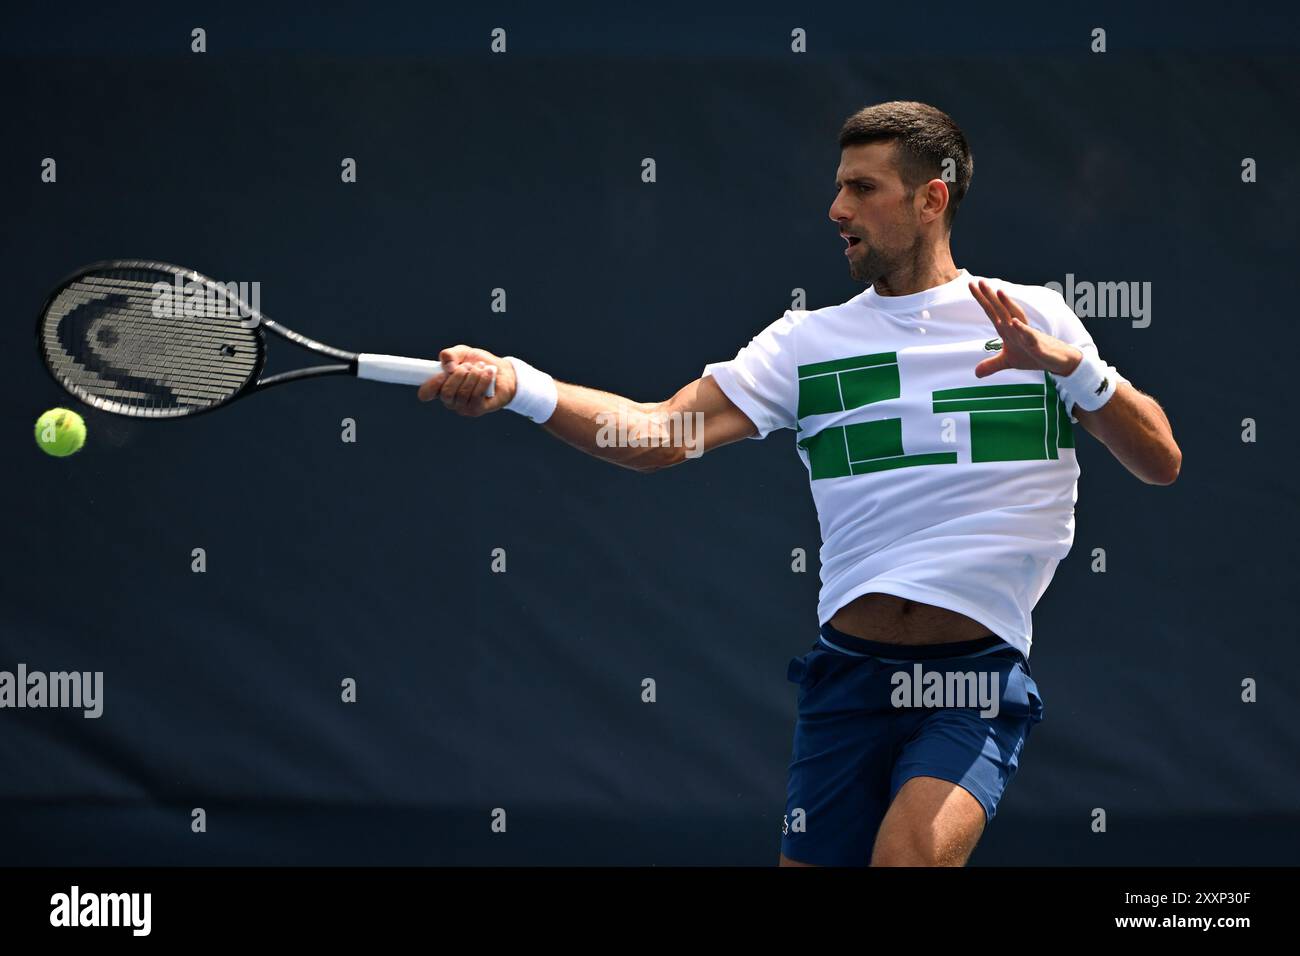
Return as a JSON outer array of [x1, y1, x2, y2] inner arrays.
[[416, 345, 757, 473]]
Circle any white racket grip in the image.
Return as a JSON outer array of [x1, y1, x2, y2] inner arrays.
[[356, 353, 495, 397]]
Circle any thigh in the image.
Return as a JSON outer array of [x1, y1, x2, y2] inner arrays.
[[876, 652, 1045, 864], [871, 775, 987, 866]]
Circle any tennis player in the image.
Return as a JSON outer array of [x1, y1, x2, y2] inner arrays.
[[418, 101, 1181, 866]]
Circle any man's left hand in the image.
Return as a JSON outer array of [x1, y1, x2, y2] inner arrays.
[[969, 279, 1082, 379]]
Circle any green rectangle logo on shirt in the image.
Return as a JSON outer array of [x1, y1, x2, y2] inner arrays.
[[797, 352, 900, 418]]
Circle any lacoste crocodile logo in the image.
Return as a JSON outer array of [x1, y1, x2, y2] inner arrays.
[[984, 339, 1002, 351]]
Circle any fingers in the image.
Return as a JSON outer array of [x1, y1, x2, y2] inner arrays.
[[440, 362, 473, 410], [451, 361, 483, 407], [434, 360, 498, 415], [973, 354, 1007, 379], [417, 345, 474, 402], [464, 361, 496, 411], [439, 344, 474, 367], [418, 345, 504, 413], [969, 280, 1006, 327], [970, 280, 1021, 326], [417, 371, 447, 402], [970, 281, 1034, 351], [994, 287, 1029, 325]]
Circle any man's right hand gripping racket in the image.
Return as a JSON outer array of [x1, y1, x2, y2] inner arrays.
[[36, 260, 494, 419]]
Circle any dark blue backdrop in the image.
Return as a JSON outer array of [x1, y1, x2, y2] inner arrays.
[[2, 2, 1298, 864]]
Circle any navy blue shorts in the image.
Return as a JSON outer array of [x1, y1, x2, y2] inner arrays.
[[781, 622, 1044, 866]]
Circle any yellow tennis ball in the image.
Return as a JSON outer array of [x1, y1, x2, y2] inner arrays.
[[35, 408, 86, 457]]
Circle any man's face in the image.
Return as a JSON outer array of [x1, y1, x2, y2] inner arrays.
[[828, 141, 923, 285]]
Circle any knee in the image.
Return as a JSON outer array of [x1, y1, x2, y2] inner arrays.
[[871, 830, 968, 867]]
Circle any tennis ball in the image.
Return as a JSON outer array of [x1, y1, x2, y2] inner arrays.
[[34, 408, 86, 457]]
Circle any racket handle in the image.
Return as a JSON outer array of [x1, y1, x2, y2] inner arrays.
[[356, 353, 496, 397]]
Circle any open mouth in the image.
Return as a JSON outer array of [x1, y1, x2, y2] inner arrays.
[[843, 235, 862, 254]]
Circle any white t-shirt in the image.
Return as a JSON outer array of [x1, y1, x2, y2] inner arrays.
[[702, 268, 1106, 659]]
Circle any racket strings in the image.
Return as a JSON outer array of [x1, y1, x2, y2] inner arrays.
[[42, 293, 251, 411], [51, 288, 253, 385], [39, 269, 262, 417]]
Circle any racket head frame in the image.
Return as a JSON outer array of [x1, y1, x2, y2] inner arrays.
[[36, 259, 360, 419]]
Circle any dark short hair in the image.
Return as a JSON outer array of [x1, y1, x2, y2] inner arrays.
[[838, 101, 973, 228]]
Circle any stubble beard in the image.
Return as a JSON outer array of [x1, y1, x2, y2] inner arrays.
[[848, 241, 891, 286]]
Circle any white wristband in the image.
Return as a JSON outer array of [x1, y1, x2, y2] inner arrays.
[[1055, 348, 1126, 418], [503, 356, 558, 424]]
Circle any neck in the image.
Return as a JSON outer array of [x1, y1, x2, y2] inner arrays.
[[871, 245, 959, 297]]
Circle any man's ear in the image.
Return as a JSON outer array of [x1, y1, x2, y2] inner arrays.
[[920, 178, 950, 225]]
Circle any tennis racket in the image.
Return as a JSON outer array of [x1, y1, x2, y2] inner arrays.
[[36, 259, 493, 419]]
